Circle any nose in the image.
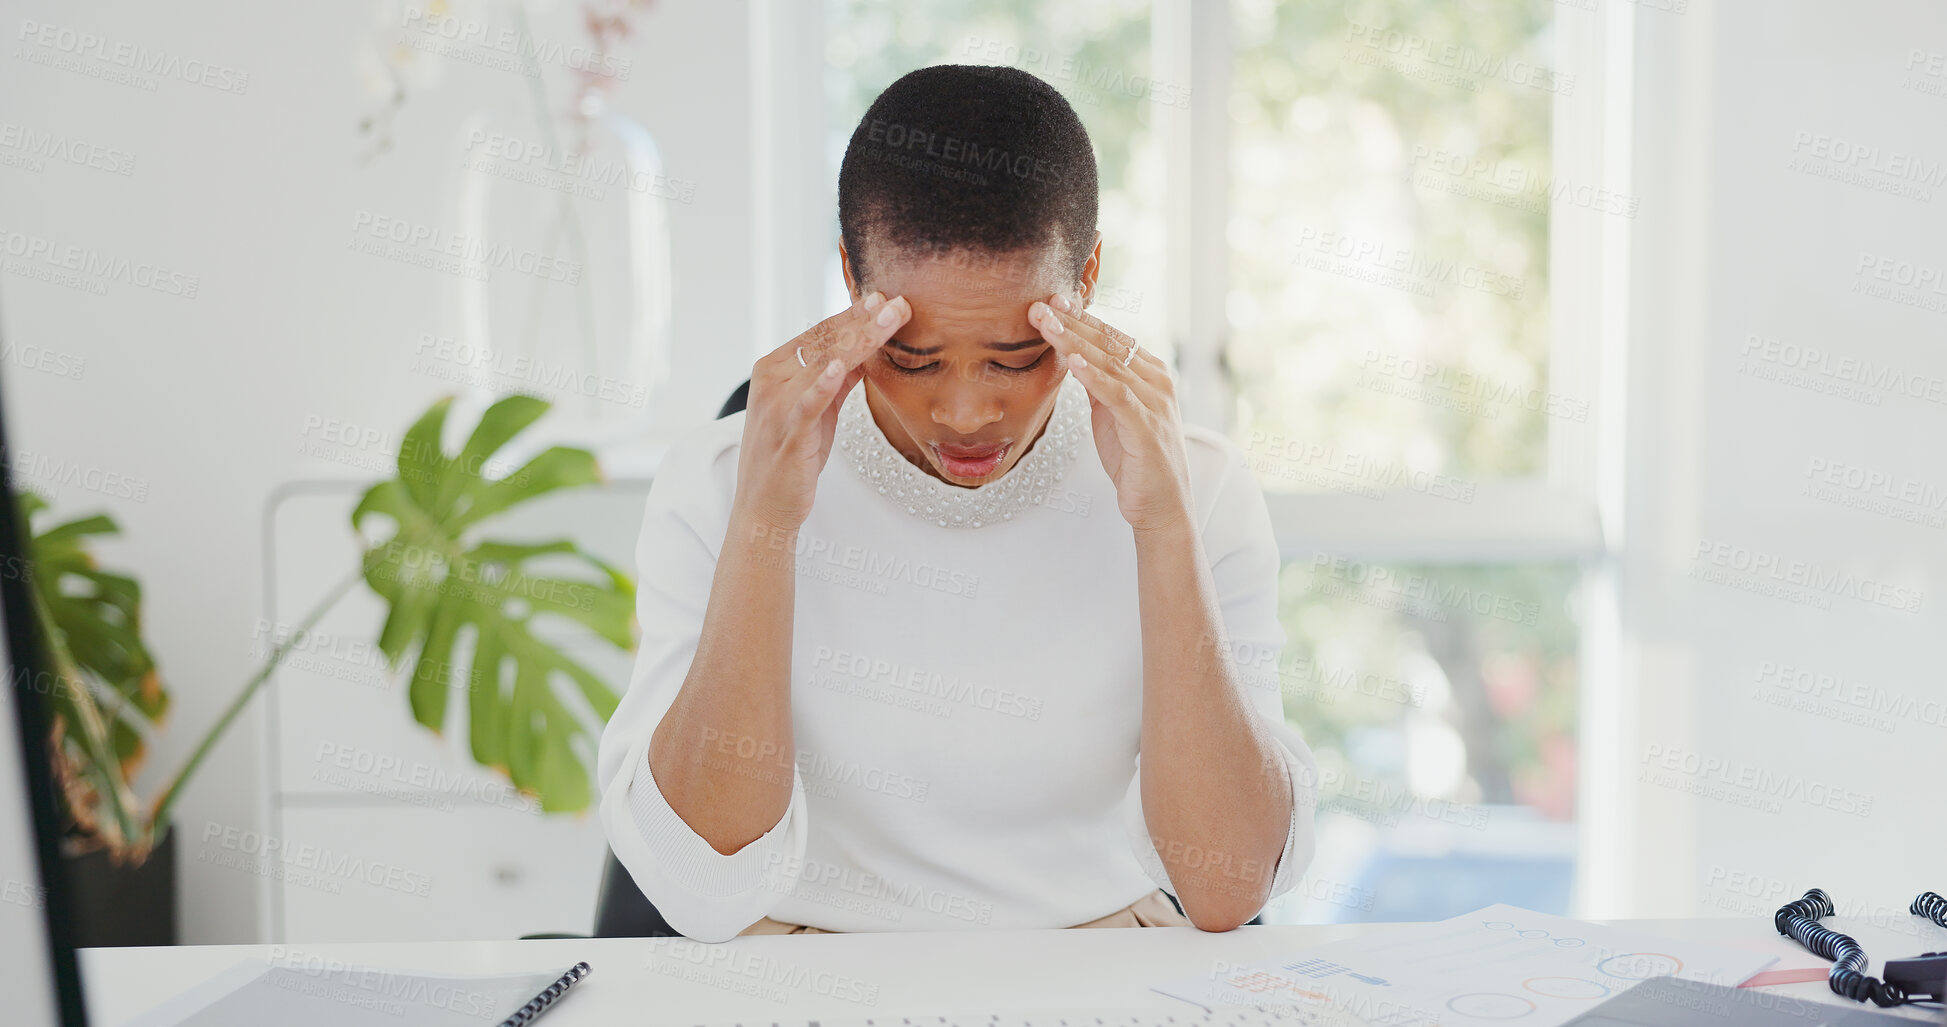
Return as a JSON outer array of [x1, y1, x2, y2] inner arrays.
[[929, 376, 1005, 436]]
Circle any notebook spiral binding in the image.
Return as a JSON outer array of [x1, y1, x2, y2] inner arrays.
[[497, 962, 592, 1027]]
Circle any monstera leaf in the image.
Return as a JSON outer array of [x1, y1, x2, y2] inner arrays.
[[352, 395, 635, 812], [21, 492, 166, 850]]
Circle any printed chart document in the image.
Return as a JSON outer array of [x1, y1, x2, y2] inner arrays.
[[1155, 904, 1779, 1027], [119, 955, 577, 1027]]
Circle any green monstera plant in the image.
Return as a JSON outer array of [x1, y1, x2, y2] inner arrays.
[[28, 394, 636, 865], [350, 394, 632, 812]]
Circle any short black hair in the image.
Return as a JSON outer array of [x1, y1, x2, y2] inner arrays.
[[838, 64, 1099, 294]]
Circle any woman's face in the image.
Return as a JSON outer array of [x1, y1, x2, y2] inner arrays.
[[842, 239, 1100, 488]]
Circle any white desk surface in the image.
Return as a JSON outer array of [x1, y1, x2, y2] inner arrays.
[[81, 916, 1947, 1026]]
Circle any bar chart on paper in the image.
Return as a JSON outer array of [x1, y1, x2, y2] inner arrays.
[[1154, 904, 1779, 1027]]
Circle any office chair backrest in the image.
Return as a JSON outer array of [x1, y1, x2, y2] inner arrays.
[[717, 378, 750, 420], [592, 850, 680, 937]]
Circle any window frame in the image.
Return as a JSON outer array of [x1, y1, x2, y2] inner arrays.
[[1152, 0, 1621, 563]]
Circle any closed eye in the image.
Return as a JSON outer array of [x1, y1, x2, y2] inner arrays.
[[886, 348, 1050, 376]]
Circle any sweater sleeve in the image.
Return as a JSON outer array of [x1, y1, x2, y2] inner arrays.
[[594, 418, 810, 942], [1122, 432, 1319, 910]]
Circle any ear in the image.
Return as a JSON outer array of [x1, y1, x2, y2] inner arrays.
[[839, 239, 862, 302], [1077, 231, 1103, 307]]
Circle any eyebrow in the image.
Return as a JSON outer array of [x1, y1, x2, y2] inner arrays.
[[886, 338, 1047, 356]]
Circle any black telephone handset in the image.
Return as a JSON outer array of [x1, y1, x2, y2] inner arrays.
[[1882, 951, 1947, 1003]]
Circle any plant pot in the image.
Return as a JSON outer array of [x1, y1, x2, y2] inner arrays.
[[60, 829, 177, 947]]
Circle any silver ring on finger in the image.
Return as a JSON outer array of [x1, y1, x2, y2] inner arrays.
[[796, 345, 808, 368], [1121, 343, 1138, 366]]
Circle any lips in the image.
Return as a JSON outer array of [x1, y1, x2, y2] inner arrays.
[[931, 440, 1010, 478]]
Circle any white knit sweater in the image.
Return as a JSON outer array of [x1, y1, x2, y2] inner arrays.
[[596, 373, 1318, 941]]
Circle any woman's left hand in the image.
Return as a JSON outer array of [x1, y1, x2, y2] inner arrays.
[[1029, 293, 1193, 535]]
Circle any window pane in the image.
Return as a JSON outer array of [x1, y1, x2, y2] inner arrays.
[[1230, 0, 1558, 488], [824, 0, 1165, 354], [1264, 558, 1583, 923]]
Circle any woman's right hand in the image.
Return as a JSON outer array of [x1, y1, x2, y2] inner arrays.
[[733, 290, 912, 529]]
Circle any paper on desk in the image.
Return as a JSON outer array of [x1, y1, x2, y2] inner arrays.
[[1153, 903, 1779, 1027], [118, 956, 572, 1027]]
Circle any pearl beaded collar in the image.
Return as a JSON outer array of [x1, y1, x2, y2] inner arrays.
[[834, 375, 1091, 529]]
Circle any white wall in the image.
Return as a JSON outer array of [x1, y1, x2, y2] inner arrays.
[[1613, 0, 1947, 918], [0, 0, 766, 943]]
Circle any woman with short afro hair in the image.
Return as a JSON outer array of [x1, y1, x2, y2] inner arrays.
[[596, 63, 1319, 941]]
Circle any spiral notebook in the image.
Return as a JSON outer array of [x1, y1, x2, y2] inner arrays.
[[121, 956, 592, 1027]]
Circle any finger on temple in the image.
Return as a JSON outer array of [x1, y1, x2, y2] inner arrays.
[[851, 295, 909, 353], [1029, 302, 1077, 360], [1043, 301, 1113, 359]]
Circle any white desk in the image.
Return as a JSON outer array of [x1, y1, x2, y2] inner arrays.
[[81, 917, 1947, 1025]]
